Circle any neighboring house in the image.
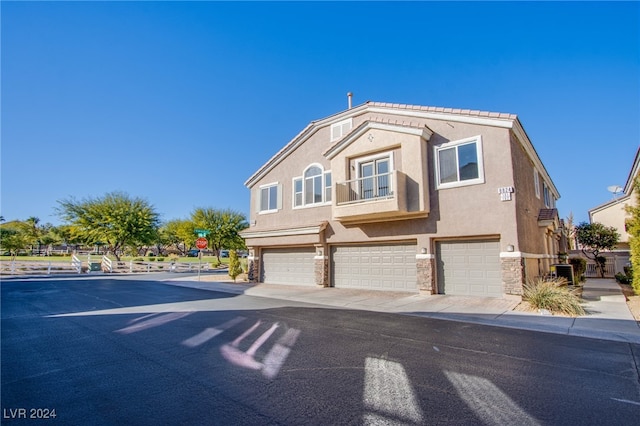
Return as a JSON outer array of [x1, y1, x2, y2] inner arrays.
[[240, 99, 561, 297], [584, 146, 639, 275], [588, 146, 639, 252]]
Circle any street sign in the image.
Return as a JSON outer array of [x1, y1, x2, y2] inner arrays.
[[195, 238, 208, 249], [195, 229, 211, 238]]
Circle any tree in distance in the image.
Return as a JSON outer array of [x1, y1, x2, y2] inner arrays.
[[161, 219, 198, 255], [56, 191, 160, 261], [574, 221, 620, 278], [191, 208, 248, 264]]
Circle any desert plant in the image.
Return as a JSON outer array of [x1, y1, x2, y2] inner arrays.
[[615, 265, 633, 286], [568, 257, 587, 283], [523, 277, 585, 316], [615, 272, 631, 285], [626, 177, 640, 294], [228, 249, 243, 282]]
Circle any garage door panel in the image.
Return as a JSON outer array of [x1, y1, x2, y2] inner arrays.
[[332, 244, 417, 292], [437, 240, 501, 297], [261, 248, 315, 286]]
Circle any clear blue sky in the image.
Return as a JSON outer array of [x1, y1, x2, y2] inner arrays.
[[2, 1, 639, 226]]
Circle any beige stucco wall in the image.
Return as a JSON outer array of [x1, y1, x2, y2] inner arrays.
[[247, 113, 524, 255], [420, 121, 517, 254], [332, 126, 428, 215], [511, 134, 556, 256], [591, 196, 632, 245], [242, 105, 567, 293], [248, 125, 333, 231]]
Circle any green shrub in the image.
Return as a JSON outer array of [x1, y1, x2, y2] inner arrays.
[[631, 238, 640, 294], [615, 272, 631, 284], [523, 277, 585, 316], [156, 257, 164, 262], [615, 265, 633, 286], [228, 250, 243, 282], [568, 257, 587, 283]]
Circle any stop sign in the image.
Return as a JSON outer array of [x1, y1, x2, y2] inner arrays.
[[195, 238, 208, 249]]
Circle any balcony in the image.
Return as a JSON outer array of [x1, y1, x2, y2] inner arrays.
[[333, 170, 409, 222]]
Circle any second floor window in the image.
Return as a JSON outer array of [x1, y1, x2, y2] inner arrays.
[[259, 183, 281, 213], [435, 136, 485, 189], [543, 182, 553, 208], [359, 157, 390, 199], [293, 165, 332, 208], [534, 169, 541, 199]]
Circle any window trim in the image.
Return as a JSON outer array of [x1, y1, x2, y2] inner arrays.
[[543, 181, 551, 208], [534, 169, 540, 199], [434, 135, 485, 190], [355, 152, 394, 180], [292, 164, 332, 209], [258, 182, 281, 214]]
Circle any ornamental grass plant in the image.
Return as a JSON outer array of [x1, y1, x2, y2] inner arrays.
[[523, 277, 585, 316]]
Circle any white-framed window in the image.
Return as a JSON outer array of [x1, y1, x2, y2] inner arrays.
[[356, 152, 393, 199], [258, 182, 282, 213], [534, 169, 540, 199], [293, 164, 332, 208], [434, 136, 485, 189], [324, 172, 332, 202], [331, 118, 353, 141], [543, 182, 552, 208]]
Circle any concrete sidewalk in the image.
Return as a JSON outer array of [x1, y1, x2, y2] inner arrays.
[[163, 276, 640, 344]]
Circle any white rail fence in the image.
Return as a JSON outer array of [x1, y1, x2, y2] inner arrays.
[[584, 262, 616, 278], [0, 256, 210, 276]]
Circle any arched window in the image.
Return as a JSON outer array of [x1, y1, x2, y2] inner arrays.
[[293, 165, 332, 207]]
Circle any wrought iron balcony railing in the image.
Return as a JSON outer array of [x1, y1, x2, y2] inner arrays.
[[335, 172, 395, 205]]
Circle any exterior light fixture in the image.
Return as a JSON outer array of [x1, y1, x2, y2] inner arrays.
[[507, 244, 515, 252]]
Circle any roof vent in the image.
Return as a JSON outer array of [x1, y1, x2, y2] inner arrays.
[[347, 92, 353, 109]]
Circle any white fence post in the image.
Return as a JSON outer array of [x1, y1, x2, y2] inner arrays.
[[71, 255, 82, 274], [102, 256, 112, 273]]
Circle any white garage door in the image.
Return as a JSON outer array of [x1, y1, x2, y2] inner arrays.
[[261, 248, 316, 286], [436, 240, 502, 297], [331, 244, 417, 292]]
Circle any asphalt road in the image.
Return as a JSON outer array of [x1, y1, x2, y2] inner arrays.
[[2, 276, 640, 425]]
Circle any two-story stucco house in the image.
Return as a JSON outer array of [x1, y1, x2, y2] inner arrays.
[[240, 99, 561, 297], [588, 146, 639, 252], [584, 146, 638, 275]]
